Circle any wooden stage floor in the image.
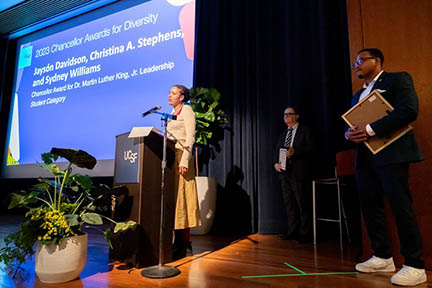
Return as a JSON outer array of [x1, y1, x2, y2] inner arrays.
[[1, 216, 430, 287]]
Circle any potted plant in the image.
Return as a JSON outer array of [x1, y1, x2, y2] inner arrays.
[[189, 87, 228, 235], [0, 148, 136, 283]]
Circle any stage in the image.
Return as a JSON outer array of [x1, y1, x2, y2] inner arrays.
[[1, 216, 429, 288]]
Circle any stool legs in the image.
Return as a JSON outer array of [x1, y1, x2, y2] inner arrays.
[[313, 179, 351, 251], [312, 181, 317, 245], [341, 200, 351, 243], [337, 179, 343, 251]]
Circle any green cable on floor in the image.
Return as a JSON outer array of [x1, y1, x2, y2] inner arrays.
[[242, 262, 359, 279]]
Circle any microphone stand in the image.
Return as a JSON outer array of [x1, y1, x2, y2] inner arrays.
[[141, 112, 180, 279]]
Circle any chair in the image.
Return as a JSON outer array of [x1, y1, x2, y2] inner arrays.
[[312, 149, 355, 251]]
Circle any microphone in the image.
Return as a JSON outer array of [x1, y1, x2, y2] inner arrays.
[[142, 105, 161, 117]]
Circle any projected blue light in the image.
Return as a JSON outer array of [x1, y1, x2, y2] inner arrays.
[[3, 0, 195, 177]]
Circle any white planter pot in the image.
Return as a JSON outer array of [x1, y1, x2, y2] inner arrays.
[[191, 176, 217, 235], [35, 233, 87, 283]]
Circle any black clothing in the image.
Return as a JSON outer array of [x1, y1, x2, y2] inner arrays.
[[349, 71, 424, 268], [275, 124, 314, 238]]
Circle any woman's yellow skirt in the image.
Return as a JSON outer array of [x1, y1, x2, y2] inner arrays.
[[173, 149, 201, 229]]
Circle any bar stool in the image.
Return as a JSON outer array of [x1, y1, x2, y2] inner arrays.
[[312, 149, 355, 251]]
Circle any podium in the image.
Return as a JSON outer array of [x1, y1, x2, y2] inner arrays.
[[111, 127, 175, 267]]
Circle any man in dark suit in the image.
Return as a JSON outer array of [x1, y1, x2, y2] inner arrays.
[[274, 106, 314, 243], [346, 48, 426, 286]]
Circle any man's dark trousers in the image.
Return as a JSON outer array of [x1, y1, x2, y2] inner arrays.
[[356, 150, 424, 268], [279, 165, 311, 238]]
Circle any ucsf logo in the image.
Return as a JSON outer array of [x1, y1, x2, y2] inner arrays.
[[124, 150, 138, 163]]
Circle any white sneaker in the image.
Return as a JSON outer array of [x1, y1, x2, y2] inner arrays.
[[391, 265, 427, 286], [355, 256, 396, 273]]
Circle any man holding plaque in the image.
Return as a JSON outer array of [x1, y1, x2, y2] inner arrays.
[[346, 48, 426, 286], [274, 107, 314, 243]]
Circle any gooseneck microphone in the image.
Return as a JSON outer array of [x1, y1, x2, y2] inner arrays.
[[142, 105, 161, 117]]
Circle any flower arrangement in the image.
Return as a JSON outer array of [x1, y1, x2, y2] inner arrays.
[[0, 148, 136, 277], [28, 206, 72, 244]]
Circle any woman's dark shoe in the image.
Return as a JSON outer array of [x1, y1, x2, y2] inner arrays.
[[185, 241, 193, 256], [172, 246, 186, 261]]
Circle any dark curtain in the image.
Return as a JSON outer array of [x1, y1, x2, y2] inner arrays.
[[193, 0, 353, 234]]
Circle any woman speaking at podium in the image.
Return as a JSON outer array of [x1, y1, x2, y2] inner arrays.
[[166, 84, 201, 260]]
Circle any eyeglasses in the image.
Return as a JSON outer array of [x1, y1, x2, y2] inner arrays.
[[284, 113, 297, 116], [352, 57, 376, 68]]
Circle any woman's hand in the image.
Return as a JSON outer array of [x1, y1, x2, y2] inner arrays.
[[274, 163, 282, 172], [179, 166, 188, 176]]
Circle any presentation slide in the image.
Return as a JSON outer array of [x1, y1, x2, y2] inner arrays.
[[2, 0, 195, 178]]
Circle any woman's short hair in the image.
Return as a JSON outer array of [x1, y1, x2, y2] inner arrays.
[[173, 84, 190, 102]]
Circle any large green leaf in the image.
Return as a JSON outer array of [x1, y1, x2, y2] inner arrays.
[[39, 163, 61, 175], [195, 111, 215, 122], [72, 174, 93, 192], [85, 203, 97, 212], [32, 182, 51, 193], [196, 135, 206, 145], [104, 228, 113, 249], [61, 203, 78, 214], [113, 220, 137, 233], [208, 88, 220, 102], [208, 101, 218, 112], [203, 111, 216, 122], [215, 110, 228, 124], [40, 178, 61, 191], [8, 191, 38, 209], [41, 152, 59, 164], [50, 148, 97, 170], [82, 212, 103, 225], [197, 130, 212, 138], [190, 87, 207, 97], [196, 132, 210, 145], [65, 214, 80, 227], [196, 119, 210, 127]]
